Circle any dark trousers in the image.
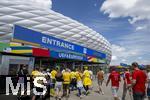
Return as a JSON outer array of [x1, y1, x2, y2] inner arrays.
[[133, 92, 145, 100], [70, 78, 77, 91], [84, 85, 89, 92], [77, 88, 82, 96]]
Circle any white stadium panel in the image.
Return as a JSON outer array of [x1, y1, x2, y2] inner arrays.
[[0, 15, 24, 23], [12, 12, 39, 18], [15, 20, 41, 27], [31, 17, 51, 23], [32, 24, 55, 31], [60, 31, 75, 36], [0, 33, 12, 41], [0, 26, 12, 33], [71, 34, 82, 39], [48, 28, 67, 34], [59, 25, 73, 30], [68, 23, 79, 28], [11, 5, 37, 12], [56, 19, 72, 25], [69, 28, 81, 33], [0, 0, 111, 61], [0, 7, 21, 15]]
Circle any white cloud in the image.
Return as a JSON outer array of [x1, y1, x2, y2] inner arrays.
[[101, 0, 150, 30], [136, 26, 147, 31], [112, 56, 118, 61], [101, 0, 150, 65], [101, 0, 150, 23], [16, 0, 52, 9], [121, 59, 127, 62], [110, 32, 150, 65], [138, 57, 142, 60], [31, 0, 52, 9], [111, 44, 139, 63]]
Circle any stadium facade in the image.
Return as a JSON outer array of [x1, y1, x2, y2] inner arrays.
[[0, 0, 111, 75]]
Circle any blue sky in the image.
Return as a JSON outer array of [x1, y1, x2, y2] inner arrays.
[[51, 0, 150, 65], [52, 0, 132, 43]]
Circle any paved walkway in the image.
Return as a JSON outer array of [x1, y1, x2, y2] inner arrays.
[[0, 79, 148, 100], [51, 79, 131, 100]]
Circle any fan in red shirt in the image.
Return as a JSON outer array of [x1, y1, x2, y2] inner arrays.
[[106, 67, 121, 100], [132, 62, 147, 100], [125, 71, 131, 85], [122, 68, 132, 100]]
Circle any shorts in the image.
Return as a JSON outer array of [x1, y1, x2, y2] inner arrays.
[[50, 79, 56, 88], [63, 84, 70, 90], [33, 87, 44, 95], [52, 79, 56, 84], [77, 81, 83, 88], [71, 78, 77, 85], [111, 87, 119, 97], [97, 80, 103, 86], [133, 92, 145, 100], [55, 82, 62, 91]]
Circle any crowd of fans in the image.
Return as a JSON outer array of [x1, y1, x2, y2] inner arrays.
[[18, 66, 93, 100], [16, 62, 150, 100], [105, 62, 149, 100]]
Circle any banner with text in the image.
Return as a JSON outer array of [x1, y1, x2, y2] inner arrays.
[[13, 25, 106, 59]]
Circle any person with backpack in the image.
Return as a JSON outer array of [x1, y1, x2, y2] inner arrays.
[[55, 69, 63, 100], [106, 67, 121, 100]]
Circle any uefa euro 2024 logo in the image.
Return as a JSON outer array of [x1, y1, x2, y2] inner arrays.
[[6, 76, 47, 96]]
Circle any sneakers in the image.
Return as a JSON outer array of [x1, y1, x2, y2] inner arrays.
[[99, 91, 104, 95], [86, 91, 90, 95], [102, 92, 104, 95], [80, 95, 83, 99]]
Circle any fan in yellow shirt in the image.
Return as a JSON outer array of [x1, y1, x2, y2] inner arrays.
[[75, 68, 84, 98], [51, 69, 57, 79], [76, 70, 82, 82], [50, 68, 58, 97], [63, 69, 71, 84], [62, 68, 71, 97], [83, 66, 92, 95], [31, 67, 40, 78], [70, 70, 77, 91]]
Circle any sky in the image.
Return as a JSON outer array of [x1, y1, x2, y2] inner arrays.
[[49, 0, 150, 65]]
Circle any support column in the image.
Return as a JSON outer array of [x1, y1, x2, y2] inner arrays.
[[72, 62, 75, 70], [40, 59, 42, 68]]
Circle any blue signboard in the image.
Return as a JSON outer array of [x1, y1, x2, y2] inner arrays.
[[13, 25, 106, 59], [120, 63, 128, 67], [50, 51, 87, 61]]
